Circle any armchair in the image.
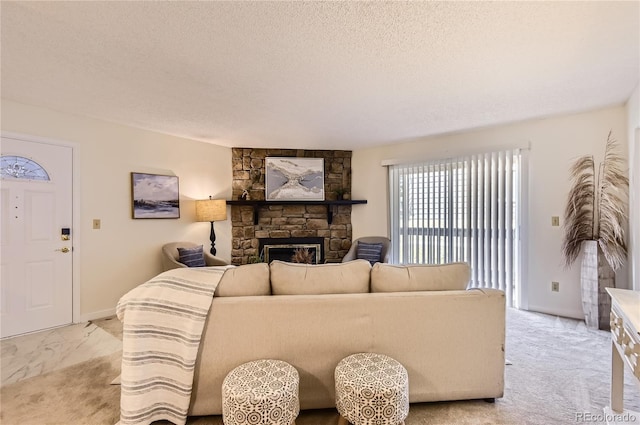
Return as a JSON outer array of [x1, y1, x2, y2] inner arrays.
[[341, 236, 391, 264], [161, 241, 228, 271]]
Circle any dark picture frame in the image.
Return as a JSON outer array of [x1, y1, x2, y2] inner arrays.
[[131, 172, 180, 219]]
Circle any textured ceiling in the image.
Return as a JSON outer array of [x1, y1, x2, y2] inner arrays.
[[1, 1, 639, 150]]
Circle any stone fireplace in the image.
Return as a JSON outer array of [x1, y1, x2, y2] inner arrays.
[[230, 148, 355, 265]]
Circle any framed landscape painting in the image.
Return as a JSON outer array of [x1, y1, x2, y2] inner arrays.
[[265, 157, 324, 201], [131, 172, 180, 219]]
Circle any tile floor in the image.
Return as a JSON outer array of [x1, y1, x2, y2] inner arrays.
[[1, 321, 122, 387]]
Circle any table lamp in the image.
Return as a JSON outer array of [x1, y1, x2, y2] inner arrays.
[[195, 197, 227, 255]]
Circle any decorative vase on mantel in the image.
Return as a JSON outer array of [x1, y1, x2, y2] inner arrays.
[[580, 240, 614, 330]]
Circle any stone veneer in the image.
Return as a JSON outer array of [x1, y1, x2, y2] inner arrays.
[[231, 148, 353, 265]]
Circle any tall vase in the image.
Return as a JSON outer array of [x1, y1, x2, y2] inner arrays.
[[580, 240, 615, 330]]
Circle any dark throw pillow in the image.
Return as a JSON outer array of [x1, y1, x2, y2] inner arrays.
[[356, 242, 383, 265], [177, 245, 206, 267]]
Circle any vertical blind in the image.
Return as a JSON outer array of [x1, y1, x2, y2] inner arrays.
[[388, 149, 522, 307]]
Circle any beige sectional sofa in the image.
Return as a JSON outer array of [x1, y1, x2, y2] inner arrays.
[[188, 259, 506, 416]]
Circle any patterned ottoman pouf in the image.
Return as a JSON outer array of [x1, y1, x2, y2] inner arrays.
[[335, 353, 409, 425], [222, 359, 300, 425]]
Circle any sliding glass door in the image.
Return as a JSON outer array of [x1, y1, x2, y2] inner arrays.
[[389, 149, 525, 307]]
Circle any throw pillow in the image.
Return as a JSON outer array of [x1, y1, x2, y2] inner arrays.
[[356, 242, 383, 265], [177, 245, 206, 267]]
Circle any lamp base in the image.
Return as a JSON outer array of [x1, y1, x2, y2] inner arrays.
[[209, 221, 217, 256]]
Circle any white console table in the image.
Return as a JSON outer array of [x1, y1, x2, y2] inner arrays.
[[605, 288, 640, 425]]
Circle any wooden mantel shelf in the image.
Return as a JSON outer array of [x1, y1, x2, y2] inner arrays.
[[227, 200, 367, 225]]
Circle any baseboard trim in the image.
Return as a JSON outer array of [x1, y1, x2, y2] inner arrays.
[[523, 305, 584, 321], [78, 307, 117, 323]]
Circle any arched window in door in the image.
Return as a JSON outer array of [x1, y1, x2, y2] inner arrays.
[[0, 155, 50, 181]]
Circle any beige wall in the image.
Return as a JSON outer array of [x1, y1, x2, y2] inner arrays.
[[1, 99, 232, 319], [352, 106, 629, 319], [2, 98, 634, 320], [627, 84, 640, 290]]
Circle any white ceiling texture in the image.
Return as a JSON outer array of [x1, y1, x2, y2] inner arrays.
[[1, 1, 639, 150]]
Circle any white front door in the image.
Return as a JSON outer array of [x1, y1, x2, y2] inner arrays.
[[1, 136, 73, 338]]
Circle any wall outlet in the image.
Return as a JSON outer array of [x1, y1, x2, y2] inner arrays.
[[551, 281, 560, 292], [551, 216, 560, 226], [92, 219, 101, 230]]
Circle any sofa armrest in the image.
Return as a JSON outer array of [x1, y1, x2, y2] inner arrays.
[[204, 252, 228, 266], [341, 243, 358, 262], [162, 255, 188, 271]]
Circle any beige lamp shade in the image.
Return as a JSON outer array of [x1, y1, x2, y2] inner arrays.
[[195, 198, 227, 222]]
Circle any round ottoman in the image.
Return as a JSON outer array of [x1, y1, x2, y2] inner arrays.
[[335, 353, 409, 425], [222, 359, 300, 425]]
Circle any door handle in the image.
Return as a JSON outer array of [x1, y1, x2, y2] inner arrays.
[[55, 247, 70, 253]]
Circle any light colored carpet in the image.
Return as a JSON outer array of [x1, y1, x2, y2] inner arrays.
[[1, 308, 639, 425]]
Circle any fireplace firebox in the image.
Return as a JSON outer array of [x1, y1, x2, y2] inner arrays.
[[259, 237, 325, 264]]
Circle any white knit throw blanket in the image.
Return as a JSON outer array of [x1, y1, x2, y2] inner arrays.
[[116, 266, 232, 425]]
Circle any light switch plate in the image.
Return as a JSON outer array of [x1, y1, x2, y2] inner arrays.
[[551, 216, 560, 226]]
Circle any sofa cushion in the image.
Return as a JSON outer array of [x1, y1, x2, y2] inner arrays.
[[371, 262, 470, 292], [356, 242, 383, 264], [215, 263, 271, 297], [270, 260, 371, 295], [177, 245, 206, 267]]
